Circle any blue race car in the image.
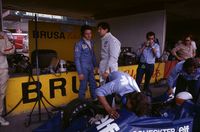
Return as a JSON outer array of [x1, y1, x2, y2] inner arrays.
[[34, 97, 199, 132]]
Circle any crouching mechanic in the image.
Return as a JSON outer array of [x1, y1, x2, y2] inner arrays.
[[96, 71, 150, 119], [167, 58, 200, 104]]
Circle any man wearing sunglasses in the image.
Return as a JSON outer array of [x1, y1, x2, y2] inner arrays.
[[136, 31, 160, 95], [172, 35, 196, 61]]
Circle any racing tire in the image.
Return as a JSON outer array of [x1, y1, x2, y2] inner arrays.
[[62, 98, 104, 129]]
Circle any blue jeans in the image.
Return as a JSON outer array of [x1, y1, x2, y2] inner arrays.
[[78, 68, 97, 100], [136, 63, 154, 92]]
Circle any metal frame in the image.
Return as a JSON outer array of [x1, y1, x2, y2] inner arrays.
[[0, 0, 3, 31]]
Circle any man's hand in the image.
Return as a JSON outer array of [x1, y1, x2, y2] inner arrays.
[[103, 72, 109, 79], [78, 74, 85, 80], [107, 108, 119, 119], [167, 87, 173, 95], [98, 96, 119, 119], [0, 34, 4, 39], [151, 47, 157, 56], [94, 67, 98, 75], [176, 56, 183, 61]]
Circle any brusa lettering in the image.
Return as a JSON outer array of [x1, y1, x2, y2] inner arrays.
[[33, 30, 65, 39]]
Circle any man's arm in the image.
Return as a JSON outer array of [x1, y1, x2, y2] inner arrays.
[[74, 43, 84, 80], [97, 96, 119, 119], [92, 45, 98, 72], [171, 46, 183, 61], [0, 34, 15, 55], [96, 80, 120, 118], [152, 44, 160, 58], [137, 43, 146, 57], [167, 62, 183, 94], [192, 41, 197, 57], [96, 81, 116, 96]]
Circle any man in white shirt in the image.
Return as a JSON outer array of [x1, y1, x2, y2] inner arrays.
[[97, 22, 121, 84], [0, 31, 15, 126]]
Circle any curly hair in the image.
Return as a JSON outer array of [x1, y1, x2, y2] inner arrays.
[[127, 92, 151, 116], [183, 58, 199, 70]]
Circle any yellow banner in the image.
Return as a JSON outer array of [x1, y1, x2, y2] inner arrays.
[[6, 63, 165, 115], [6, 72, 85, 115], [119, 63, 165, 83], [29, 21, 81, 61]]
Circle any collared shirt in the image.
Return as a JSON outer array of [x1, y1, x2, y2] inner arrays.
[[172, 44, 195, 60], [83, 38, 92, 49], [0, 32, 15, 69], [96, 71, 140, 97], [100, 32, 121, 73], [167, 60, 200, 88], [138, 43, 160, 64], [191, 41, 197, 51]]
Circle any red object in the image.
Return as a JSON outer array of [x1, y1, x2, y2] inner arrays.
[[164, 60, 178, 78], [13, 35, 24, 49]]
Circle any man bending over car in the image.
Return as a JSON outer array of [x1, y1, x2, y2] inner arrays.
[[96, 71, 150, 119]]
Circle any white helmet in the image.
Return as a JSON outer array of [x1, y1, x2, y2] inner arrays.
[[176, 91, 193, 100]]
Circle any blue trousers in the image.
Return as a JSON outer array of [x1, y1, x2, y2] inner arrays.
[[175, 75, 200, 103], [136, 63, 154, 92], [78, 68, 97, 100]]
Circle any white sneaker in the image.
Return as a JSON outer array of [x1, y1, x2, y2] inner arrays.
[[0, 116, 9, 126]]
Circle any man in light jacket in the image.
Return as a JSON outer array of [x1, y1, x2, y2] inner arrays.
[[97, 22, 121, 85], [0, 31, 15, 126]]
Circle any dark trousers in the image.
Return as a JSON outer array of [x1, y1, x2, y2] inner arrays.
[[175, 75, 200, 103], [136, 63, 154, 92]]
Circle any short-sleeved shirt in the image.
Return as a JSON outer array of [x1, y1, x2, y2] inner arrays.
[[96, 71, 140, 97], [172, 44, 195, 60], [168, 60, 200, 88], [137, 42, 160, 64]]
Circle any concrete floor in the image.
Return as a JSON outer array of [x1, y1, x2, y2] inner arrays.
[[0, 113, 44, 132]]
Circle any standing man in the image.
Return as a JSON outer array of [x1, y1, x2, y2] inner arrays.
[[136, 31, 160, 94], [74, 25, 98, 100], [0, 31, 15, 126], [97, 22, 121, 84], [172, 35, 196, 61]]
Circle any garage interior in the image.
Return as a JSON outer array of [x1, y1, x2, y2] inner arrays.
[[0, 0, 200, 131], [2, 0, 200, 55]]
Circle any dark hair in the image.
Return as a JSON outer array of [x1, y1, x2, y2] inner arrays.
[[146, 31, 155, 39], [127, 92, 151, 116], [97, 22, 110, 32], [80, 25, 92, 36], [183, 34, 193, 41], [183, 58, 199, 70]]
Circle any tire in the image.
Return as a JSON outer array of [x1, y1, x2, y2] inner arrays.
[[62, 98, 103, 129]]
